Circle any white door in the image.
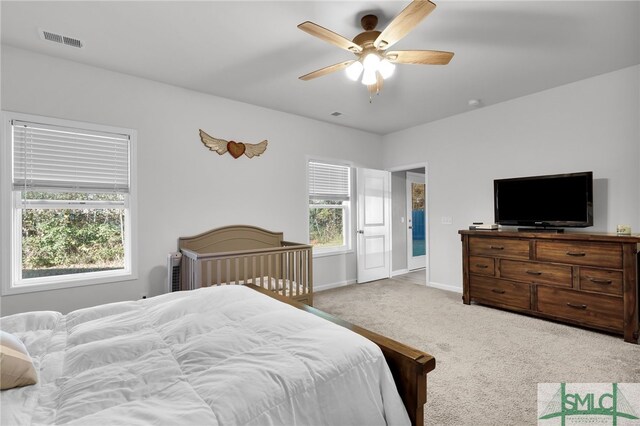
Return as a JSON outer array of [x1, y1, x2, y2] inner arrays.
[[406, 172, 427, 270], [357, 168, 391, 283]]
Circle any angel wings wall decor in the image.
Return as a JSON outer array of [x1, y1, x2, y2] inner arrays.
[[199, 129, 268, 159]]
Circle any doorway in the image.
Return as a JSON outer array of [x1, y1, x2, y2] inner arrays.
[[389, 164, 429, 284], [406, 172, 426, 270]]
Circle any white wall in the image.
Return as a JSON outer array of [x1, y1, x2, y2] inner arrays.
[[382, 65, 640, 292], [0, 46, 383, 315]]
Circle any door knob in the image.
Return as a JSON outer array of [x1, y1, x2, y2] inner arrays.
[[408, 226, 413, 229], [357, 230, 364, 234]]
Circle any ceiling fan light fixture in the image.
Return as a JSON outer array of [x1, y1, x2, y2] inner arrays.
[[362, 53, 381, 72], [297, 0, 454, 100], [361, 68, 377, 85], [345, 61, 364, 81], [378, 59, 396, 79]]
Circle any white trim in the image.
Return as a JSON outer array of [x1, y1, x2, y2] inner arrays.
[[1, 111, 138, 296], [313, 249, 354, 259], [427, 281, 462, 294], [1, 113, 12, 299], [306, 156, 354, 252], [314, 279, 357, 292], [3, 270, 137, 296], [391, 268, 410, 277], [386, 162, 428, 173]]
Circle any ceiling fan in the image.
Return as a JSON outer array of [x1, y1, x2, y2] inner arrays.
[[298, 0, 453, 99]]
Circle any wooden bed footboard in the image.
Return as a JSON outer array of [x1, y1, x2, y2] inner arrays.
[[247, 284, 436, 426]]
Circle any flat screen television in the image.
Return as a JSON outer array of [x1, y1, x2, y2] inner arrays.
[[494, 171, 593, 229]]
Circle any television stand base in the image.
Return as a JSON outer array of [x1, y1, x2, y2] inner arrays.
[[517, 227, 564, 233]]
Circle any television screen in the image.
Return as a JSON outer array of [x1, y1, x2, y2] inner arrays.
[[494, 172, 593, 228]]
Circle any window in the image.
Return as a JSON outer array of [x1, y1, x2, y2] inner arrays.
[[308, 160, 351, 255], [1, 112, 137, 294]]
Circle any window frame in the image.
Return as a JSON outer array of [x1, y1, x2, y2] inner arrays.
[[1, 111, 138, 295], [307, 159, 353, 257]]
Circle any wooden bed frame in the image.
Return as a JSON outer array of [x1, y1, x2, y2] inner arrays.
[[178, 225, 313, 305], [248, 285, 436, 426]]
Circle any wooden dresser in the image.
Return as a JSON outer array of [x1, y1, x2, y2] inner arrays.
[[459, 230, 640, 343]]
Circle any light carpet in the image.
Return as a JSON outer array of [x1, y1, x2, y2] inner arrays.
[[313, 273, 640, 425]]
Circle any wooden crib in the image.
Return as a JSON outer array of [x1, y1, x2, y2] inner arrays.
[[177, 225, 313, 305]]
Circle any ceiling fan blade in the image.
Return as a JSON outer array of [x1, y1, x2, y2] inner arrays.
[[299, 60, 355, 81], [374, 0, 436, 50], [298, 21, 363, 53], [386, 50, 454, 65]]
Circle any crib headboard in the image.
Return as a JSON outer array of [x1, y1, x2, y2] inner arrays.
[[178, 225, 284, 254]]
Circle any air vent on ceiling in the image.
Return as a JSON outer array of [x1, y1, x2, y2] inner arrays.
[[330, 112, 343, 117], [40, 29, 83, 48]]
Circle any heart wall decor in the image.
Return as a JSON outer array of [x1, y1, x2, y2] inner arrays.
[[227, 141, 246, 158], [199, 129, 268, 159]]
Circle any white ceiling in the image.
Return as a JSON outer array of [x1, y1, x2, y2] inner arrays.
[[2, 1, 639, 135]]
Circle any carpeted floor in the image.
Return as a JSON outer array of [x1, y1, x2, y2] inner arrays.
[[313, 272, 640, 425]]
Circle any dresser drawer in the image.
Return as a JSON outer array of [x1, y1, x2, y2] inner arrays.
[[500, 259, 572, 287], [536, 241, 622, 269], [469, 256, 495, 276], [469, 237, 529, 259], [579, 267, 623, 296], [470, 275, 530, 310], [537, 287, 622, 330]]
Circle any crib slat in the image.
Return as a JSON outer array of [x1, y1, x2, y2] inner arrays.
[[243, 256, 248, 285], [289, 251, 294, 297], [302, 249, 307, 295], [194, 258, 201, 289], [267, 254, 273, 291], [252, 256, 256, 286], [296, 250, 302, 295], [259, 255, 264, 288]]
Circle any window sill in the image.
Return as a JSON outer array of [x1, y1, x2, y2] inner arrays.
[[313, 249, 354, 259], [2, 270, 138, 296]]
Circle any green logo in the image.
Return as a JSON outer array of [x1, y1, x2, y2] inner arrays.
[[539, 383, 639, 425]]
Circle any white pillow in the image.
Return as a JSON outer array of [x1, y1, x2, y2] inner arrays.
[[0, 330, 37, 390]]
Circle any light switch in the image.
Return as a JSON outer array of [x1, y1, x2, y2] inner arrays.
[[441, 216, 453, 225]]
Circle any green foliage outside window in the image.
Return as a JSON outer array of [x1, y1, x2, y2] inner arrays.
[[21, 192, 125, 278], [309, 200, 344, 248]]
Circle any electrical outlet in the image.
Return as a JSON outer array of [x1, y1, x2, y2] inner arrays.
[[441, 216, 453, 225]]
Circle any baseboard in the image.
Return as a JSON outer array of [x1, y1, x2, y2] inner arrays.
[[427, 281, 462, 294], [314, 279, 357, 292], [391, 269, 409, 277]]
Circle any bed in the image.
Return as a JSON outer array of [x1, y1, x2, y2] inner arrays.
[[1, 284, 435, 426], [177, 225, 313, 305]]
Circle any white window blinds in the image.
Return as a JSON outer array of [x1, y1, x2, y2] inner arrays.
[[12, 120, 130, 193], [308, 161, 350, 201]]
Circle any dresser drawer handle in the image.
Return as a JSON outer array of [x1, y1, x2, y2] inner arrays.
[[589, 278, 613, 285], [566, 303, 587, 310], [475, 264, 489, 269], [566, 251, 586, 257], [491, 289, 506, 294], [490, 245, 504, 250], [526, 270, 542, 276]]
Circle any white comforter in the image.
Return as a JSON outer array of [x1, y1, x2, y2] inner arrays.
[[1, 285, 410, 425]]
